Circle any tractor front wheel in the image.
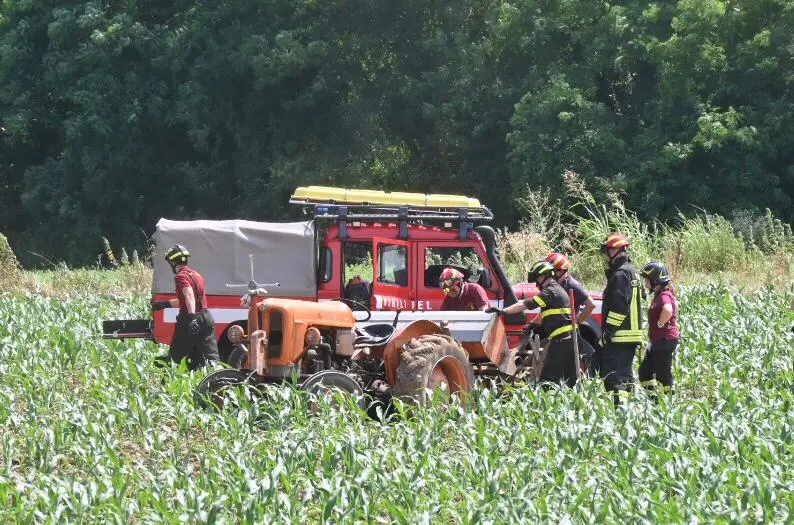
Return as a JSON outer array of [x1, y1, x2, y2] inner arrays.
[[392, 334, 474, 405], [302, 370, 366, 412], [194, 369, 255, 410]]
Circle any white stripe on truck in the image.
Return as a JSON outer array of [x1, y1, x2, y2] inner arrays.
[[163, 308, 249, 323]]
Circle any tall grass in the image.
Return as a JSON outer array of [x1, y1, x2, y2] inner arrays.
[[499, 172, 794, 288]]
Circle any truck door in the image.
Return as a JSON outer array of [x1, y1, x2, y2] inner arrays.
[[372, 238, 414, 311]]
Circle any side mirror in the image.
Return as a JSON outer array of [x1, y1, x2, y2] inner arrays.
[[477, 268, 492, 289]]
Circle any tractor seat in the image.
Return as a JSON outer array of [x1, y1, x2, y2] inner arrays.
[[354, 324, 396, 346]]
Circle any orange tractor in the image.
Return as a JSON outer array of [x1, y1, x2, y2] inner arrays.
[[195, 291, 520, 409]]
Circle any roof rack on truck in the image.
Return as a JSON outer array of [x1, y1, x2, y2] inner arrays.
[[289, 186, 493, 240]]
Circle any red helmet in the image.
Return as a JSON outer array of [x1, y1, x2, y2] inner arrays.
[[600, 232, 630, 252], [545, 251, 570, 272], [439, 268, 464, 296]]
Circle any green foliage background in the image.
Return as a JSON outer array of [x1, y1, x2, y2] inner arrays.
[[1, 287, 793, 521], [1, 1, 793, 265]]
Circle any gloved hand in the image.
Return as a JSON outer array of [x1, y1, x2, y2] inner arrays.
[[187, 315, 200, 335], [485, 307, 505, 315], [522, 324, 540, 337], [151, 300, 171, 311]]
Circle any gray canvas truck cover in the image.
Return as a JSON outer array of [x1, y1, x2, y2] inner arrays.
[[153, 219, 317, 297]]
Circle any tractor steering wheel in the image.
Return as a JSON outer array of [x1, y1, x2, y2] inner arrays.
[[333, 298, 372, 322]]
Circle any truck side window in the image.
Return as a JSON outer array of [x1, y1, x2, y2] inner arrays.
[[378, 244, 408, 286], [318, 246, 333, 283], [424, 247, 489, 289], [343, 243, 373, 282]]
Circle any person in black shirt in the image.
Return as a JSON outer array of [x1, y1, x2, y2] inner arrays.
[[488, 260, 578, 387]]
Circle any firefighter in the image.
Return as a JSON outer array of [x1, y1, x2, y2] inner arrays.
[[599, 232, 644, 405], [439, 267, 490, 311], [545, 251, 596, 325], [151, 244, 220, 370], [488, 260, 578, 387], [545, 251, 597, 370], [638, 262, 679, 398]]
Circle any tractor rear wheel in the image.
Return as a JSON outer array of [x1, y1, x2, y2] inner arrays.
[[392, 334, 474, 405], [302, 370, 365, 412], [194, 369, 255, 410]]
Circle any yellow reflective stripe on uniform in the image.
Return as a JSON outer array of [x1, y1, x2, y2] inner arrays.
[[612, 329, 644, 343], [630, 287, 639, 331], [605, 317, 623, 327], [534, 296, 547, 308], [167, 253, 183, 260], [639, 379, 657, 388], [548, 324, 573, 339], [617, 390, 631, 402], [541, 307, 571, 318], [607, 312, 626, 322]]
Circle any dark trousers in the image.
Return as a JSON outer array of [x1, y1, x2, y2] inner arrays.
[[600, 341, 638, 404], [540, 337, 578, 388], [168, 310, 219, 371], [638, 338, 678, 394]]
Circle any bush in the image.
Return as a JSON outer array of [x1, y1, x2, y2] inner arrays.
[[0, 232, 19, 272]]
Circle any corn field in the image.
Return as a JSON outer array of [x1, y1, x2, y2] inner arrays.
[[1, 287, 793, 523]]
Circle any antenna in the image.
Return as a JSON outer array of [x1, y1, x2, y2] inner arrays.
[[225, 254, 280, 291]]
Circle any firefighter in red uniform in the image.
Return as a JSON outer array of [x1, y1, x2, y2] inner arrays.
[[151, 244, 219, 370], [599, 233, 644, 405], [488, 260, 578, 387], [639, 261, 680, 399], [439, 267, 490, 311]]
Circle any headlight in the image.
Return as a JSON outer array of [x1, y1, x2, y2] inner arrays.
[[304, 327, 322, 346], [227, 324, 245, 344]]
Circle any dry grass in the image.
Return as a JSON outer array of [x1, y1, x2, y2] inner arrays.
[[0, 263, 152, 298]]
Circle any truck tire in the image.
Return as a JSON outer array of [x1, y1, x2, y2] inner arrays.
[[392, 334, 475, 405]]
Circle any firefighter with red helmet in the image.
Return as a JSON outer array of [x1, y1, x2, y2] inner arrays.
[[545, 251, 597, 370], [488, 260, 578, 387], [599, 232, 644, 405], [545, 251, 596, 325], [439, 267, 490, 311], [639, 261, 680, 398], [151, 244, 220, 370]]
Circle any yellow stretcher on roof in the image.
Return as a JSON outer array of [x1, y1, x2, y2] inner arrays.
[[291, 186, 482, 209]]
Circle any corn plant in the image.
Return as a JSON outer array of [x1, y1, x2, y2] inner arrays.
[[0, 285, 792, 523]]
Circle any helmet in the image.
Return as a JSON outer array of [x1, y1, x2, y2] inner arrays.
[[527, 259, 555, 284], [545, 251, 570, 272], [439, 267, 464, 296], [165, 244, 190, 266], [600, 232, 630, 252], [641, 261, 671, 289]]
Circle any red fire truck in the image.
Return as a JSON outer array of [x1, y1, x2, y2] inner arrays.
[[103, 186, 603, 361]]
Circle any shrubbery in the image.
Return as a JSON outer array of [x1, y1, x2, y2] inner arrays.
[[498, 173, 794, 287]]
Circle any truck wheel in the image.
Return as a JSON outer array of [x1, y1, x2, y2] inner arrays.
[[194, 369, 254, 410], [392, 334, 475, 405], [302, 370, 365, 412]]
